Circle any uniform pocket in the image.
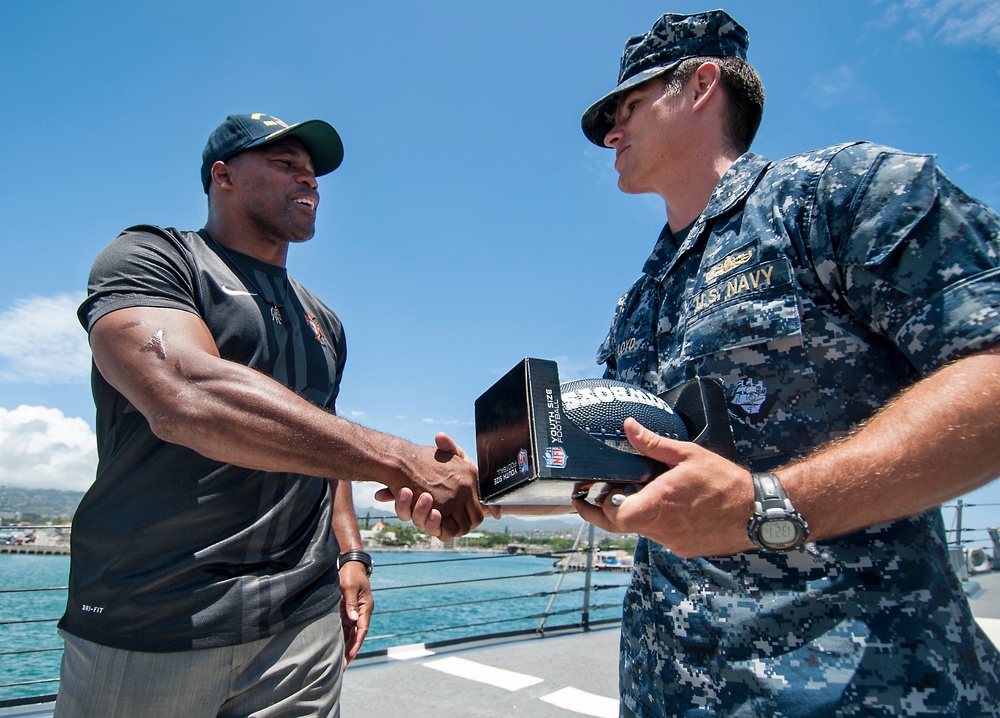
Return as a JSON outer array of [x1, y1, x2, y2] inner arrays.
[[682, 255, 802, 359]]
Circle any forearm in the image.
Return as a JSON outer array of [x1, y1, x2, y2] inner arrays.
[[91, 306, 418, 492], [779, 347, 1000, 541], [150, 357, 416, 490], [579, 346, 1000, 558], [329, 479, 364, 551]]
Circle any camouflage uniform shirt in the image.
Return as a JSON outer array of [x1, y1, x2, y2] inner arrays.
[[598, 142, 1000, 716]]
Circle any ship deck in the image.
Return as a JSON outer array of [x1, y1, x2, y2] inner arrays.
[[4, 570, 999, 718]]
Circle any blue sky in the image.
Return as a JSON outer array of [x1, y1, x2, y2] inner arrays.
[[1, 1, 998, 539]]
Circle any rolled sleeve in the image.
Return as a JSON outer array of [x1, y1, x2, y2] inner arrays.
[[825, 147, 1000, 374]]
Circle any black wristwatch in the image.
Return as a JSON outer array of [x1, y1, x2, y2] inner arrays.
[[337, 550, 374, 578], [747, 472, 810, 552]]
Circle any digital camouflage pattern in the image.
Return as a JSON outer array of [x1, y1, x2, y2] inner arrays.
[[599, 142, 1000, 716]]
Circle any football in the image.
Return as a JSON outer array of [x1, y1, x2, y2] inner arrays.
[[559, 378, 689, 454]]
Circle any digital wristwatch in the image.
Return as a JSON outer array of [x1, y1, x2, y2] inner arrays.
[[747, 472, 810, 552]]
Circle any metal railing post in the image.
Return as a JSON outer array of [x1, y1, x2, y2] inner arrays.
[[581, 523, 595, 631], [955, 500, 964, 549]]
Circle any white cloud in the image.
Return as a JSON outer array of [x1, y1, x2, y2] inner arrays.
[[419, 417, 471, 426], [0, 405, 97, 491], [900, 0, 1000, 50], [808, 65, 862, 109], [547, 355, 603, 383], [352, 481, 389, 512], [0, 294, 91, 384]]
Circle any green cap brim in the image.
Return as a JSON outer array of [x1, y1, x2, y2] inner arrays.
[[248, 119, 344, 176]]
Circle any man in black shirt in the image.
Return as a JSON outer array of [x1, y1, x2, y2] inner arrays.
[[56, 113, 483, 717]]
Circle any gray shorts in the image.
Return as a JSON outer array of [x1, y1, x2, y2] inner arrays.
[[54, 609, 344, 718]]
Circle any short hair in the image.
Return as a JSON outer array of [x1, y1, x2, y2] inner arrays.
[[663, 56, 764, 154]]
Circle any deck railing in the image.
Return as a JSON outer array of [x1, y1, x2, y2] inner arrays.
[[0, 522, 628, 708], [3, 502, 998, 709]]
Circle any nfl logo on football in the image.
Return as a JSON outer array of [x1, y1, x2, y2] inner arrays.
[[517, 449, 530, 474], [544, 446, 567, 469]]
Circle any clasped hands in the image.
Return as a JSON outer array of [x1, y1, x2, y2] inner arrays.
[[374, 433, 499, 542], [378, 420, 756, 557]]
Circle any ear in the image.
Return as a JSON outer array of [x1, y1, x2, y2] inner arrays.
[[690, 61, 723, 111], [210, 160, 235, 191]]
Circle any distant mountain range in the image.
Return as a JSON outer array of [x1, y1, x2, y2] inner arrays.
[[0, 487, 82, 521], [0, 486, 585, 532], [355, 506, 585, 533]]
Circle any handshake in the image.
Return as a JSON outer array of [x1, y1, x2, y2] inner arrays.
[[373, 432, 496, 542], [374, 358, 735, 542]]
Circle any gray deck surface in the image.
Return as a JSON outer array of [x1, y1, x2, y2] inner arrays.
[[967, 567, 1000, 620], [5, 570, 1000, 718], [342, 626, 621, 718], [343, 570, 1000, 718]]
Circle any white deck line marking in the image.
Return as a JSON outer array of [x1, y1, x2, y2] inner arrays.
[[540, 687, 619, 718], [423, 656, 544, 691], [976, 617, 1000, 646], [387, 643, 435, 661]]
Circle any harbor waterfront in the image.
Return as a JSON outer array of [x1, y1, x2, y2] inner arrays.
[[2, 506, 998, 716], [0, 548, 632, 705]]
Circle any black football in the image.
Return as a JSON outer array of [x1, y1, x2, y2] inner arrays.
[[559, 378, 688, 454]]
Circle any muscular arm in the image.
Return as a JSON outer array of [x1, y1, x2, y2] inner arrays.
[[781, 344, 1000, 540], [90, 305, 483, 539], [577, 345, 1000, 557]]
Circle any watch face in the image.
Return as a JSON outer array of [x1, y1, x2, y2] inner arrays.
[[760, 519, 801, 548]]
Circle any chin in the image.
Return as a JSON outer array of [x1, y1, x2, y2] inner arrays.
[[617, 179, 644, 195], [616, 170, 637, 193], [289, 224, 317, 243]]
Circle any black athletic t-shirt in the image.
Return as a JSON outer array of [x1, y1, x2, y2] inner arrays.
[[60, 225, 347, 651]]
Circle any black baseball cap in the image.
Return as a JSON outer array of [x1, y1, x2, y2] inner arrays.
[[201, 113, 344, 192], [581, 10, 749, 146]]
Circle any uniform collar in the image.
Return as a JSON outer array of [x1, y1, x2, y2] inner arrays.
[[641, 222, 677, 279], [641, 152, 772, 280], [704, 152, 773, 220]]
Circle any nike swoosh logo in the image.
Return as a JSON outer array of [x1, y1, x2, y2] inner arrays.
[[220, 285, 257, 297]]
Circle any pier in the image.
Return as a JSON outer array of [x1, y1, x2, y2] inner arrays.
[[0, 545, 69, 556], [0, 526, 70, 557]]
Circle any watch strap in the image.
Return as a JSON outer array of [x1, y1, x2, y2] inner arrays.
[[749, 471, 810, 551], [337, 549, 374, 577], [752, 471, 791, 512]]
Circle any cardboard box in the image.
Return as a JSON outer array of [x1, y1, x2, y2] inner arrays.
[[475, 358, 736, 505]]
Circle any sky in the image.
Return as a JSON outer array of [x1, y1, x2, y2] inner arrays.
[[0, 0, 998, 542]]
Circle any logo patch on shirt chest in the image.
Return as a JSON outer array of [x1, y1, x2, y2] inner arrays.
[[693, 263, 776, 313]]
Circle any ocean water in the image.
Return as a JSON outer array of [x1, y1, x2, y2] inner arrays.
[[0, 551, 629, 703], [0, 553, 69, 702], [365, 552, 630, 645]]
